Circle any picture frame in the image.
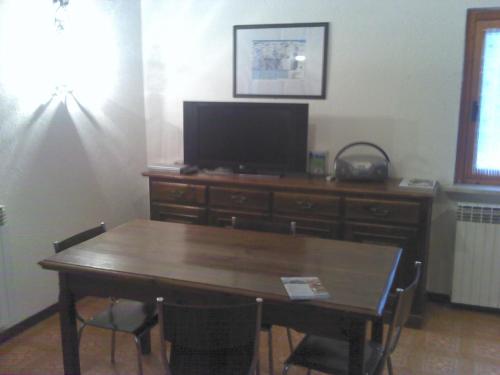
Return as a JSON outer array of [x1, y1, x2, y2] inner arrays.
[[233, 22, 329, 99], [308, 151, 329, 176]]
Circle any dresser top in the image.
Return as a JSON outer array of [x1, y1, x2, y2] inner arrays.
[[142, 171, 436, 199]]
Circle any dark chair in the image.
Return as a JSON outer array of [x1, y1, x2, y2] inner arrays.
[[231, 216, 296, 375], [157, 297, 263, 375], [53, 222, 157, 375], [282, 261, 423, 375]]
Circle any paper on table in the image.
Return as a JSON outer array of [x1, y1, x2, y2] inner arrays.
[[281, 277, 330, 300]]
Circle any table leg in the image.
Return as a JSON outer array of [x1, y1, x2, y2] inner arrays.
[[348, 320, 366, 375], [371, 317, 384, 344], [58, 273, 80, 375], [139, 331, 151, 354]]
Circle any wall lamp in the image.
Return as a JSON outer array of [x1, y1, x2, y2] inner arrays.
[[53, 0, 69, 32]]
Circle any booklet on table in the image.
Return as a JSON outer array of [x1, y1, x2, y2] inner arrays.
[[281, 277, 330, 300]]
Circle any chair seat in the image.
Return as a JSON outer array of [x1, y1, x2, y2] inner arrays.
[[86, 300, 157, 335], [285, 334, 383, 375]]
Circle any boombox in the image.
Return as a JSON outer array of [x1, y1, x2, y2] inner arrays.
[[333, 142, 390, 182]]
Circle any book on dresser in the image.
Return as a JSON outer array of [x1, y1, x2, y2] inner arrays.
[[399, 178, 437, 190], [148, 163, 198, 175]]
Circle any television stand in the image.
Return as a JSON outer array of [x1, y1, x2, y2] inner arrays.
[[237, 172, 281, 179], [201, 167, 234, 176], [201, 167, 283, 178]]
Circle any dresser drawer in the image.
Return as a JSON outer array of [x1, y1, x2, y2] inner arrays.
[[274, 192, 340, 218], [209, 187, 270, 211], [209, 209, 270, 227], [345, 198, 420, 224], [151, 181, 206, 205], [151, 203, 207, 225], [274, 215, 340, 239]]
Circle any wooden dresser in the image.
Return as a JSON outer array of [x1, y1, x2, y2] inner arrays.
[[142, 171, 435, 327]]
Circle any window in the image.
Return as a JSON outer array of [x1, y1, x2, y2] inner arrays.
[[455, 8, 500, 184]]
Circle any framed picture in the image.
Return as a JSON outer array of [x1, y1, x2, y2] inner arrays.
[[233, 22, 329, 99], [308, 151, 329, 176]]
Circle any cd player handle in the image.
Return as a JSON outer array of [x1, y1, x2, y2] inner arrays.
[[333, 142, 390, 163]]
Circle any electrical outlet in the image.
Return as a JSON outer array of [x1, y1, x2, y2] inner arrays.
[[0, 206, 5, 226]]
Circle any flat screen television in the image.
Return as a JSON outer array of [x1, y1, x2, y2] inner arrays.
[[183, 101, 308, 174]]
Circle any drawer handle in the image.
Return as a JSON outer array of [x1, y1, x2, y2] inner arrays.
[[230, 194, 248, 204], [296, 200, 314, 210], [170, 190, 185, 199], [368, 206, 390, 217]]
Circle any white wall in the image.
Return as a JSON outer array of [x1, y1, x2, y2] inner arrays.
[[142, 0, 500, 294], [0, 0, 148, 328]]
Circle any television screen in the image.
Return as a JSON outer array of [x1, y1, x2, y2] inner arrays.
[[184, 101, 308, 174]]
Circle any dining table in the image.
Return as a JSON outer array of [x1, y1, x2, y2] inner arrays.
[[39, 219, 402, 375]]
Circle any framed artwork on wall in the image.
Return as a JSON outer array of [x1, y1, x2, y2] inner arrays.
[[233, 22, 329, 99]]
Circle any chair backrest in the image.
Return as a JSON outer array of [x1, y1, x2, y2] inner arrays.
[[231, 216, 296, 235], [157, 297, 262, 375], [383, 261, 422, 357], [53, 222, 106, 253]]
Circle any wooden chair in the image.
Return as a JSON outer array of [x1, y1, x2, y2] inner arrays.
[[53, 222, 157, 375], [282, 261, 423, 375], [157, 297, 263, 375], [231, 216, 296, 375]]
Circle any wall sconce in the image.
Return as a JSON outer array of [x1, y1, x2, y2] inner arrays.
[[53, 0, 69, 6], [52, 0, 72, 97], [53, 0, 69, 32]]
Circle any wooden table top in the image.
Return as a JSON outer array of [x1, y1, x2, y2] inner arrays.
[[39, 219, 402, 317]]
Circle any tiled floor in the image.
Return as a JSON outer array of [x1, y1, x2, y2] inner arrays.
[[0, 298, 499, 375]]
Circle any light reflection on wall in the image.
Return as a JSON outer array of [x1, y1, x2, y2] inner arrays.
[[0, 1, 54, 109], [142, 0, 223, 163], [0, 1, 117, 110], [59, 1, 117, 108]]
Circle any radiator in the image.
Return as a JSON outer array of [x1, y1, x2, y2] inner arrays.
[[451, 203, 500, 308]]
